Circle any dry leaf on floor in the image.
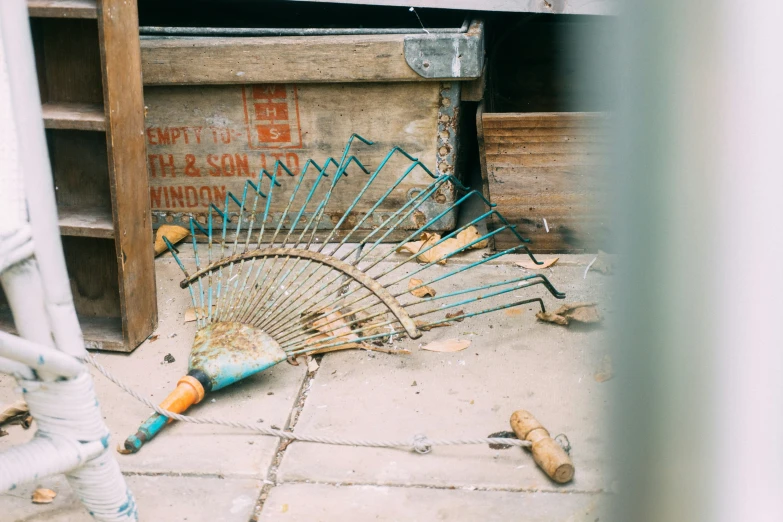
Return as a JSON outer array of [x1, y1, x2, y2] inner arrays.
[[0, 400, 30, 429], [397, 226, 487, 265], [421, 339, 471, 352], [184, 307, 198, 323], [455, 226, 489, 249], [408, 278, 436, 298], [31, 488, 57, 504], [536, 303, 602, 326], [397, 240, 425, 256], [504, 308, 524, 317], [304, 308, 367, 354], [516, 257, 559, 270], [310, 307, 359, 342], [154, 225, 189, 256], [305, 333, 411, 356], [184, 306, 217, 323], [594, 354, 614, 383], [445, 310, 465, 322]]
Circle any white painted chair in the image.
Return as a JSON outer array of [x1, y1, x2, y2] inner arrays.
[[0, 2, 137, 519]]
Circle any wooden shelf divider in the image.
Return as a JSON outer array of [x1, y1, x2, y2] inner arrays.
[[58, 207, 114, 238], [28, 0, 98, 19], [42, 101, 105, 131]]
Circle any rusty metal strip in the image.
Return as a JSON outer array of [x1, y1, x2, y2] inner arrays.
[[180, 247, 422, 339]]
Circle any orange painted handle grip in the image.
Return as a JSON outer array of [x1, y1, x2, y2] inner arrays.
[[123, 375, 207, 453], [159, 375, 206, 423]]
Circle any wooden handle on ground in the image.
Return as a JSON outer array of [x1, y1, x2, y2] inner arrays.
[[510, 410, 574, 484]]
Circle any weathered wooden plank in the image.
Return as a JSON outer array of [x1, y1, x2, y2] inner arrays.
[[140, 34, 423, 85], [58, 207, 114, 238], [483, 112, 607, 128], [282, 0, 617, 15], [98, 0, 157, 350], [482, 112, 610, 253], [42, 102, 105, 131], [485, 141, 608, 155], [28, 0, 97, 19], [485, 152, 605, 168], [483, 127, 609, 138], [144, 82, 457, 234], [485, 135, 609, 145]]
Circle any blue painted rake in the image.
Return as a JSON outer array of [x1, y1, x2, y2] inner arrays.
[[123, 134, 565, 453]]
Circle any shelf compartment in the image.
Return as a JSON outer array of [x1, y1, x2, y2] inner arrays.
[[0, 310, 124, 352], [28, 0, 98, 19], [43, 102, 106, 131], [32, 18, 103, 106], [58, 207, 114, 238], [80, 315, 125, 351], [48, 129, 112, 212]]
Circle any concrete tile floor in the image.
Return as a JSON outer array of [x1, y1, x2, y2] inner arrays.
[[1, 249, 612, 521]]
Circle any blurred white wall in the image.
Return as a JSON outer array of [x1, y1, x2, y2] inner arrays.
[[611, 1, 783, 521]]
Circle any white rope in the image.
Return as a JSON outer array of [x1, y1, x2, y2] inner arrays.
[[86, 356, 532, 454]]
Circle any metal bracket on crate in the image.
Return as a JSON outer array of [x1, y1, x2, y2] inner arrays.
[[404, 20, 484, 79]]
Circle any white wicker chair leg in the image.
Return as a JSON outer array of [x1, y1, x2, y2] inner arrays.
[[0, 1, 139, 519]]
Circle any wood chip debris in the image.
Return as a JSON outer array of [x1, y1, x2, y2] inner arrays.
[[398, 226, 488, 265], [31, 488, 57, 504], [420, 339, 472, 352], [408, 278, 436, 298], [536, 303, 602, 326], [154, 225, 189, 256], [516, 257, 559, 270]]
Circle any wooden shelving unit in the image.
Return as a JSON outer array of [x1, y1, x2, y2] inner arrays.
[[28, 0, 98, 19], [23, 0, 157, 351], [42, 102, 106, 131]]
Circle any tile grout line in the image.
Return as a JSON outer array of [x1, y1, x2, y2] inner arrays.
[[251, 356, 321, 521], [275, 479, 609, 495]]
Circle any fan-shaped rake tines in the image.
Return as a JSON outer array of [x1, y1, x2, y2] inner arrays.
[[121, 134, 565, 454], [164, 132, 564, 351]]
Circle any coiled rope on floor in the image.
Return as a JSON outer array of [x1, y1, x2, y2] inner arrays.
[[85, 356, 533, 454]]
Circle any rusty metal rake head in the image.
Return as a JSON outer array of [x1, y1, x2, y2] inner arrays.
[[123, 134, 565, 453], [166, 133, 564, 352]]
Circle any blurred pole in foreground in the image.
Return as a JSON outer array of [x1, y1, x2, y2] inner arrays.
[[613, 1, 783, 521]]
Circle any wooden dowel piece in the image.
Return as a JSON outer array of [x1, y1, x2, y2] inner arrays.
[[510, 410, 575, 484]]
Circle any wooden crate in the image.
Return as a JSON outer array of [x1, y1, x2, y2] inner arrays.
[[140, 20, 485, 237], [478, 111, 610, 253], [145, 82, 461, 234], [15, 0, 157, 351]]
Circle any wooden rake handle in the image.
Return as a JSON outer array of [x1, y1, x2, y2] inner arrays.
[[510, 410, 575, 484]]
